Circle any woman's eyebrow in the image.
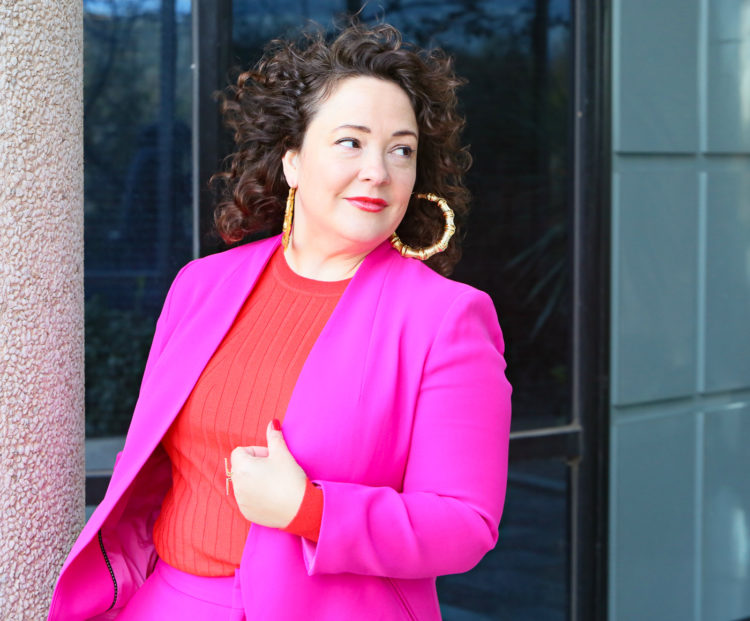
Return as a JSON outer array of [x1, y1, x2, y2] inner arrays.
[[333, 124, 418, 139], [334, 123, 370, 132]]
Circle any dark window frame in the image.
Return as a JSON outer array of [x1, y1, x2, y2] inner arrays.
[[567, 0, 611, 619]]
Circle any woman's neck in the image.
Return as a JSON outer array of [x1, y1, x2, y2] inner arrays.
[[282, 239, 369, 281]]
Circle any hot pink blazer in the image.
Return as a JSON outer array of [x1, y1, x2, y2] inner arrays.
[[49, 235, 512, 620]]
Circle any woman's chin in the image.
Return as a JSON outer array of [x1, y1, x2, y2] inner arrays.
[[338, 230, 393, 254]]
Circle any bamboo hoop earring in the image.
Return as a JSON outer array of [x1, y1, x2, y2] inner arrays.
[[389, 193, 456, 261], [282, 187, 295, 250]]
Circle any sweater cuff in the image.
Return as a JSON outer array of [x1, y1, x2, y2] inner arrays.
[[282, 478, 323, 542]]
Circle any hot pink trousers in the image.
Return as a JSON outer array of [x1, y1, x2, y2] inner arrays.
[[116, 559, 244, 620]]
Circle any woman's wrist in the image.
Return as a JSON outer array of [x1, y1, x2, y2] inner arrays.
[[281, 478, 324, 542]]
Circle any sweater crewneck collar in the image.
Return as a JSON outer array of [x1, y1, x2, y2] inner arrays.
[[271, 246, 351, 296]]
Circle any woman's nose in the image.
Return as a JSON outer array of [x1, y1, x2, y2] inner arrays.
[[358, 152, 390, 184]]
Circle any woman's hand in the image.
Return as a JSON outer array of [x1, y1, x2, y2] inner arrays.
[[230, 420, 308, 528]]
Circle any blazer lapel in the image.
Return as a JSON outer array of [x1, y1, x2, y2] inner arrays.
[[107, 236, 282, 504], [281, 240, 398, 476]]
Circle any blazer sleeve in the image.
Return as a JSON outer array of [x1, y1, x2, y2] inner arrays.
[[301, 289, 512, 579]]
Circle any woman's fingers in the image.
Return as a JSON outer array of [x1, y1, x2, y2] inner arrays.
[[246, 446, 269, 458], [228, 425, 307, 528], [230, 446, 269, 464]]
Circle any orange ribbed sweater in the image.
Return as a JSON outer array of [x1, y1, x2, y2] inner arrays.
[[152, 246, 350, 577]]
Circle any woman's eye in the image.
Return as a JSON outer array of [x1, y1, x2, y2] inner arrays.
[[393, 145, 415, 157], [336, 138, 360, 148]]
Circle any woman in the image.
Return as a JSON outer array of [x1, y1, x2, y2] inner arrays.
[[49, 22, 512, 620]]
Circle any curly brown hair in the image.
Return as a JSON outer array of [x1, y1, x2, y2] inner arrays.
[[212, 21, 471, 276]]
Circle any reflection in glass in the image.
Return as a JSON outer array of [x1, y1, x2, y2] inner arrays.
[[83, 1, 193, 435], [438, 460, 569, 620]]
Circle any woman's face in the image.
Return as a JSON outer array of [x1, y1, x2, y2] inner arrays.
[[282, 75, 418, 257]]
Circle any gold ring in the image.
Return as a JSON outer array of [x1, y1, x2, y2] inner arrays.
[[224, 458, 232, 496]]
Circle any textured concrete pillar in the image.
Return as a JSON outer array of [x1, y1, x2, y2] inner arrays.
[[0, 1, 84, 618]]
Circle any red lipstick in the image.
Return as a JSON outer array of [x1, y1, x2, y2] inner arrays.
[[346, 196, 388, 212]]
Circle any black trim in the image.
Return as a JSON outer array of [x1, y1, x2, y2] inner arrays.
[[570, 0, 612, 619], [98, 530, 118, 611]]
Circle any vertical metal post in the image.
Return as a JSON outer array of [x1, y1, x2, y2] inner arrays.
[[158, 0, 177, 284], [570, 0, 612, 619], [193, 0, 233, 258]]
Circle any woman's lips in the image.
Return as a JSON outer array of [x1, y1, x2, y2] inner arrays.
[[346, 197, 388, 212]]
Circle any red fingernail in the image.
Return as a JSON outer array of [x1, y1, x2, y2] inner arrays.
[[272, 419, 281, 431]]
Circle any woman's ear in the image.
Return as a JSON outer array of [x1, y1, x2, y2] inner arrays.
[[281, 149, 299, 188]]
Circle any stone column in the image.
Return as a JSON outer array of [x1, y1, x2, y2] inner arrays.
[[0, 1, 84, 618]]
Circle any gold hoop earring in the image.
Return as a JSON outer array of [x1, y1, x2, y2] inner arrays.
[[389, 193, 456, 261], [282, 187, 295, 250]]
